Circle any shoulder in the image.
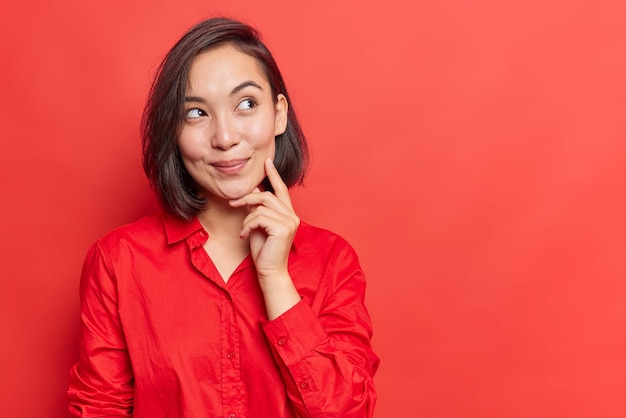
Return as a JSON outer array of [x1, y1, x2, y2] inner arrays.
[[294, 220, 360, 262], [99, 213, 164, 242], [78, 214, 166, 283], [291, 221, 367, 293], [93, 213, 167, 258], [296, 220, 350, 246]]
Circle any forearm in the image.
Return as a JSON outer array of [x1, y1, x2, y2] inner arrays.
[[259, 271, 301, 320], [68, 241, 135, 416], [262, 300, 378, 418]]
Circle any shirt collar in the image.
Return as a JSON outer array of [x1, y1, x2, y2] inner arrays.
[[162, 211, 306, 250], [162, 212, 205, 245]]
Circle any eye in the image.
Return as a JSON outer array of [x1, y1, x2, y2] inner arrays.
[[185, 108, 207, 119], [236, 98, 257, 111]]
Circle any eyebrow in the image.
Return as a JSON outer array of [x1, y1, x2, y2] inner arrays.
[[230, 80, 263, 96], [184, 80, 264, 104]]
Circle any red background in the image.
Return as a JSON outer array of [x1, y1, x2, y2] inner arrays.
[[1, 0, 625, 417]]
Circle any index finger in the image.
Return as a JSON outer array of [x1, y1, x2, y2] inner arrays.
[[265, 158, 293, 208]]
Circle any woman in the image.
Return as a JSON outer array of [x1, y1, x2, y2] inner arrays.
[[68, 17, 379, 417]]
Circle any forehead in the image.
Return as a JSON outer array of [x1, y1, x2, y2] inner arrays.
[[186, 44, 268, 92]]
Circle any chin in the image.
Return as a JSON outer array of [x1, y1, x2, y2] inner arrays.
[[216, 183, 260, 201]]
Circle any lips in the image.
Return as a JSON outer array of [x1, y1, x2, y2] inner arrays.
[[210, 159, 249, 174]]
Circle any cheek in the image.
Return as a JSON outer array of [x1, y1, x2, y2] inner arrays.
[[247, 113, 279, 147], [251, 129, 276, 156], [177, 130, 204, 162]]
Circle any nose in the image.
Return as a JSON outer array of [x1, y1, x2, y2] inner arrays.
[[211, 113, 239, 150]]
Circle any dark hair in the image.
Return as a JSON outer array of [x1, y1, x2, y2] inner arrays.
[[141, 17, 309, 220]]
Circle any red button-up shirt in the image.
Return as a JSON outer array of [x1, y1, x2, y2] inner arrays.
[[68, 213, 379, 417]]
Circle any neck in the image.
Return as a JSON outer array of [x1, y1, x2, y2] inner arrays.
[[197, 197, 248, 239], [196, 196, 251, 281]]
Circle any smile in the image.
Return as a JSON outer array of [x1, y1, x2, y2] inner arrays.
[[210, 159, 249, 174]]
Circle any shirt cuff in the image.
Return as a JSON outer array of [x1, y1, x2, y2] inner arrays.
[[261, 299, 328, 366]]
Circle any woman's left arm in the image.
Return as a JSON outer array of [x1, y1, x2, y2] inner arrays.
[[230, 158, 379, 417], [262, 245, 379, 418]]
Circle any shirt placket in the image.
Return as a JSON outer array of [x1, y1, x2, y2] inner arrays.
[[188, 231, 249, 418], [220, 290, 246, 418]]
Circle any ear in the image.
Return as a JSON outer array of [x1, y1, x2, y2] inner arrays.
[[274, 93, 288, 136]]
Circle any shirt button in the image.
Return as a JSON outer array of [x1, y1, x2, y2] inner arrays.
[[228, 414, 236, 418], [227, 351, 235, 360], [277, 337, 287, 346], [300, 380, 309, 389]]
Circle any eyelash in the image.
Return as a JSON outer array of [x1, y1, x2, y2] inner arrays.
[[238, 98, 257, 110], [185, 97, 257, 119], [185, 108, 206, 119]]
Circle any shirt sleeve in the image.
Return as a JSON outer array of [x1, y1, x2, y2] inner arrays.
[[67, 241, 134, 417], [261, 240, 380, 418]]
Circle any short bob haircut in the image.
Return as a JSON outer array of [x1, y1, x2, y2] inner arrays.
[[141, 17, 309, 220]]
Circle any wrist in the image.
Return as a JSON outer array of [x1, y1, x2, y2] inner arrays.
[[258, 273, 301, 320]]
